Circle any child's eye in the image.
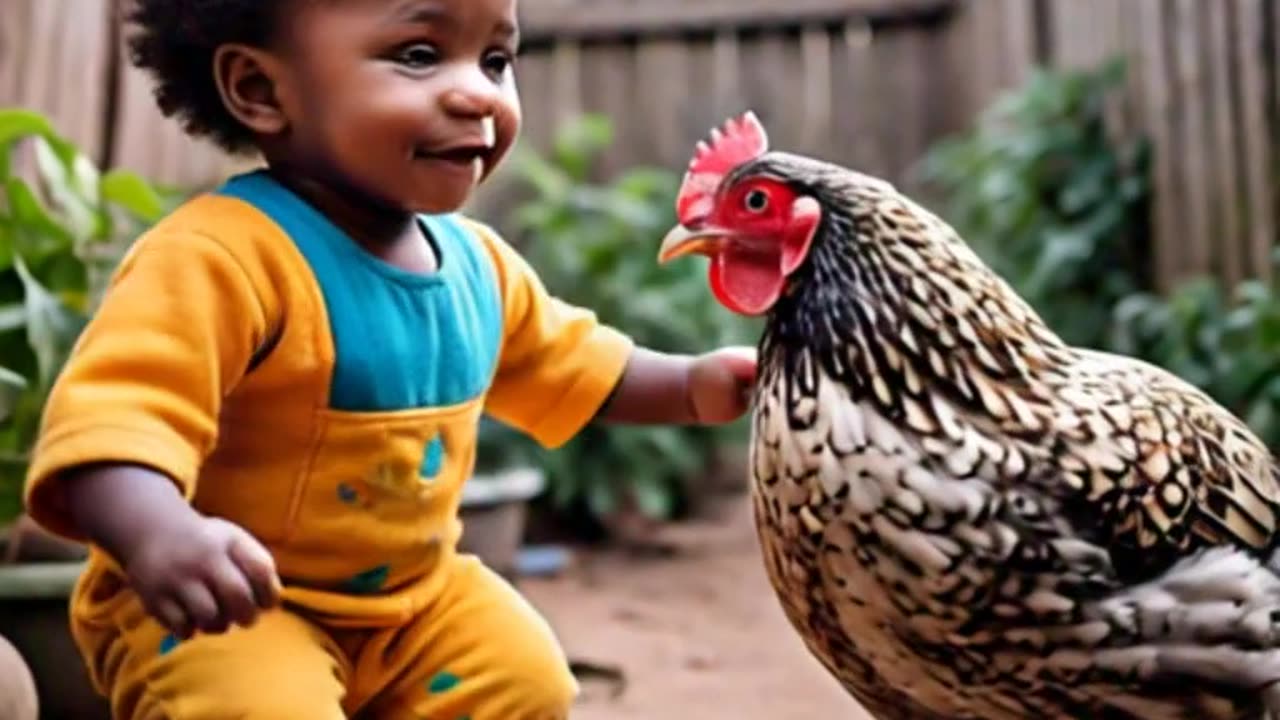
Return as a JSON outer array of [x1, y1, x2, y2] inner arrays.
[[394, 43, 440, 68], [482, 51, 514, 78]]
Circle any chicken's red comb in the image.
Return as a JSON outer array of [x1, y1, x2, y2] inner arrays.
[[676, 111, 770, 225]]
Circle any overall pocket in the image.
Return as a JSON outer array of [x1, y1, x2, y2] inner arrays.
[[273, 399, 484, 595]]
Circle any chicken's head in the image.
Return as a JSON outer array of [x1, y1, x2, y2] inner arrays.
[[657, 111, 822, 316]]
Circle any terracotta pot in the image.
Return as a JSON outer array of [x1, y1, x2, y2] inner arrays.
[[0, 629, 39, 720], [458, 466, 544, 577]]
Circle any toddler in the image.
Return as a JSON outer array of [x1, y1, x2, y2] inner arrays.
[[21, 0, 755, 717]]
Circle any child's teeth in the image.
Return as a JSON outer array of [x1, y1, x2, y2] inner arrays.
[[481, 117, 495, 148]]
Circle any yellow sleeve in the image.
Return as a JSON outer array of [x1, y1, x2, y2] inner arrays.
[[23, 218, 277, 541], [468, 221, 635, 449]]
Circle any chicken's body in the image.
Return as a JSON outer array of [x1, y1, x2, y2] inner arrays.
[[754, 335, 1280, 719], [658, 118, 1280, 719]]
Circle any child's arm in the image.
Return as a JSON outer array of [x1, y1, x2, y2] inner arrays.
[[596, 346, 757, 425], [24, 210, 285, 639]]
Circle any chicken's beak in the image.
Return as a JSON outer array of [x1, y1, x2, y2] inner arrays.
[[658, 225, 730, 264]]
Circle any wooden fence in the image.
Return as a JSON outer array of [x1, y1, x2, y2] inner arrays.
[[0, 0, 965, 187], [3, 0, 1280, 289], [961, 0, 1280, 290]]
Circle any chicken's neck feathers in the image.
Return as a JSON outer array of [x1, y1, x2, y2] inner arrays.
[[760, 179, 1073, 443]]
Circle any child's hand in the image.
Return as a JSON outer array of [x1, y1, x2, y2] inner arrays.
[[688, 346, 758, 424], [126, 514, 283, 639], [63, 465, 282, 640]]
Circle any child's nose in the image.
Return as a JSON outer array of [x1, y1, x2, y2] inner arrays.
[[439, 67, 502, 119]]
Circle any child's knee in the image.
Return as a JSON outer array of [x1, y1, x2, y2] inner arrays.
[[477, 652, 579, 718], [510, 658, 579, 716], [396, 657, 576, 720]]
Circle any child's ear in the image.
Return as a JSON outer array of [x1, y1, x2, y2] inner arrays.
[[212, 44, 289, 136]]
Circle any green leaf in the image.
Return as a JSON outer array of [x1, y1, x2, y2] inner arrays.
[[0, 365, 26, 389], [0, 365, 28, 425], [7, 177, 73, 260], [585, 475, 619, 518], [552, 114, 613, 180], [0, 302, 25, 333], [630, 469, 676, 519], [33, 136, 99, 243], [0, 109, 58, 150], [14, 255, 83, 388], [0, 222, 14, 272], [102, 169, 166, 222]]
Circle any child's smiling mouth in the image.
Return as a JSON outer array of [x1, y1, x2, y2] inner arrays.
[[414, 144, 491, 168], [413, 118, 496, 176]]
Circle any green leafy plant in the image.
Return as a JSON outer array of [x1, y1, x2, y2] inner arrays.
[[0, 108, 169, 523], [1108, 248, 1280, 448], [478, 114, 759, 525], [917, 58, 1152, 349]]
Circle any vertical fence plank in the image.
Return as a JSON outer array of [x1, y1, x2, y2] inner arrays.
[[872, 27, 933, 182], [999, 0, 1039, 89], [1093, 0, 1126, 137], [739, 30, 803, 158], [798, 25, 833, 155], [513, 47, 554, 151], [635, 36, 690, 168], [579, 40, 639, 178], [1237, 0, 1275, 280], [897, 26, 934, 190], [1136, 0, 1180, 292], [1207, 0, 1243, 286], [1173, 0, 1213, 280], [917, 14, 961, 151], [710, 29, 744, 123], [1047, 0, 1080, 68], [678, 36, 719, 152], [550, 40, 584, 129], [0, 1, 33, 108], [833, 20, 886, 177], [941, 0, 999, 125], [1116, 0, 1146, 136]]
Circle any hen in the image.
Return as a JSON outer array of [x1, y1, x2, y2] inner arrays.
[[657, 112, 1280, 719]]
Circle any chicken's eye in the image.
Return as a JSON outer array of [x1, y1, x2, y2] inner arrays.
[[744, 189, 770, 213]]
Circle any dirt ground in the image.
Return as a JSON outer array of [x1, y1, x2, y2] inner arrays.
[[517, 493, 875, 720]]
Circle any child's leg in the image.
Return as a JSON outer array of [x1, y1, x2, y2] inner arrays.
[[78, 592, 350, 720], [348, 555, 578, 720]]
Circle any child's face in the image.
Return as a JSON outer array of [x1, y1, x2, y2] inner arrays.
[[275, 0, 521, 214]]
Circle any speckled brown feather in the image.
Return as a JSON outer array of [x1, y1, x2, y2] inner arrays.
[[719, 151, 1280, 719]]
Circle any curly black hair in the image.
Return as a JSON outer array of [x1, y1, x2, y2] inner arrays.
[[125, 0, 293, 154]]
